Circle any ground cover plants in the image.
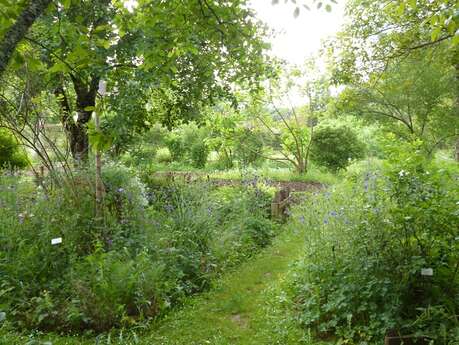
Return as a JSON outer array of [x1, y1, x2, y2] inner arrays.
[[0, 167, 278, 334], [285, 141, 459, 343]]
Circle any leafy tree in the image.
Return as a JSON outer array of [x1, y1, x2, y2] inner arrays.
[[328, 0, 459, 159], [2, 0, 270, 163], [310, 125, 365, 171], [0, 0, 52, 76], [249, 63, 330, 174], [206, 105, 241, 169], [338, 52, 457, 153]]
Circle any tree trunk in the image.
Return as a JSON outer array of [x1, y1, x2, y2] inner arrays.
[[71, 75, 99, 162], [55, 76, 99, 163], [296, 158, 306, 174], [69, 121, 90, 162], [0, 0, 52, 77]]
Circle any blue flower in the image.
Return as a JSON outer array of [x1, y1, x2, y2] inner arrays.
[[164, 204, 174, 213]]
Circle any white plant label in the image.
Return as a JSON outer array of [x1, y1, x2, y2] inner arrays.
[[98, 80, 107, 96], [421, 268, 433, 276], [51, 237, 62, 245]]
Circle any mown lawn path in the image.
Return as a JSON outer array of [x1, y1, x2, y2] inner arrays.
[[142, 225, 309, 345]]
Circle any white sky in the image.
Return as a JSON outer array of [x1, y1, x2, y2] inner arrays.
[[124, 1, 346, 66], [249, 0, 346, 65], [123, 0, 345, 105]]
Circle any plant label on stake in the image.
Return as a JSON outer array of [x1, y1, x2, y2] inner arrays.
[[51, 237, 62, 245], [421, 268, 433, 276], [98, 80, 107, 96]]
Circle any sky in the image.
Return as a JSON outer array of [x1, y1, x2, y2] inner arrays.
[[248, 0, 346, 66], [123, 1, 346, 66]]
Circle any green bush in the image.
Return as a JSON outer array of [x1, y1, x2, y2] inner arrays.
[[288, 141, 459, 343], [165, 135, 185, 162], [310, 126, 365, 172], [155, 147, 172, 164], [234, 129, 265, 167], [0, 167, 277, 332], [0, 129, 28, 169], [190, 141, 209, 168]]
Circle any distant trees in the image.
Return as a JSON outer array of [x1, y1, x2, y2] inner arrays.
[[247, 64, 330, 174], [329, 0, 459, 159], [338, 52, 457, 154], [0, 0, 270, 166]]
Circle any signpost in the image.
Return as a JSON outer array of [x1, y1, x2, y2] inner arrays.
[[95, 80, 106, 220]]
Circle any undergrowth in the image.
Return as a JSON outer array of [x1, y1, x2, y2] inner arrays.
[[0, 165, 277, 334]]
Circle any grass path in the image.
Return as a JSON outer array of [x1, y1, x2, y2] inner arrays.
[[141, 225, 309, 345], [1, 225, 310, 345]]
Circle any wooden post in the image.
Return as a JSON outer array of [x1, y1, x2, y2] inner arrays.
[[271, 187, 290, 220], [35, 165, 45, 187], [95, 80, 106, 220]]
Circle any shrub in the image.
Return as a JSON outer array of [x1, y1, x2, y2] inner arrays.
[[288, 141, 459, 343], [310, 126, 365, 172], [234, 129, 265, 167], [0, 129, 28, 169], [190, 141, 209, 168], [0, 167, 277, 333], [165, 135, 185, 162], [155, 147, 172, 163]]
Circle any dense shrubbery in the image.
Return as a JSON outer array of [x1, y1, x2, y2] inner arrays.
[[0, 167, 277, 332], [155, 147, 172, 164], [164, 125, 209, 168], [189, 141, 209, 168], [165, 134, 186, 162], [310, 125, 365, 172], [287, 141, 459, 343], [0, 129, 28, 170], [234, 129, 265, 168]]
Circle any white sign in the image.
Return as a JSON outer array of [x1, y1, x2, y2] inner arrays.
[[421, 268, 433, 276], [98, 80, 107, 96], [51, 237, 62, 245]]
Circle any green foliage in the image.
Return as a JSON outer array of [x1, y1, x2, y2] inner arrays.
[[234, 129, 265, 168], [288, 141, 459, 343], [0, 166, 277, 332], [70, 248, 166, 331], [155, 147, 172, 164], [0, 129, 28, 169], [338, 52, 457, 151], [189, 141, 209, 168], [163, 124, 210, 168], [165, 134, 185, 162], [310, 125, 365, 172]]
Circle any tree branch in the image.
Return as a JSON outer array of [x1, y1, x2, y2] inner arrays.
[[0, 0, 52, 76]]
